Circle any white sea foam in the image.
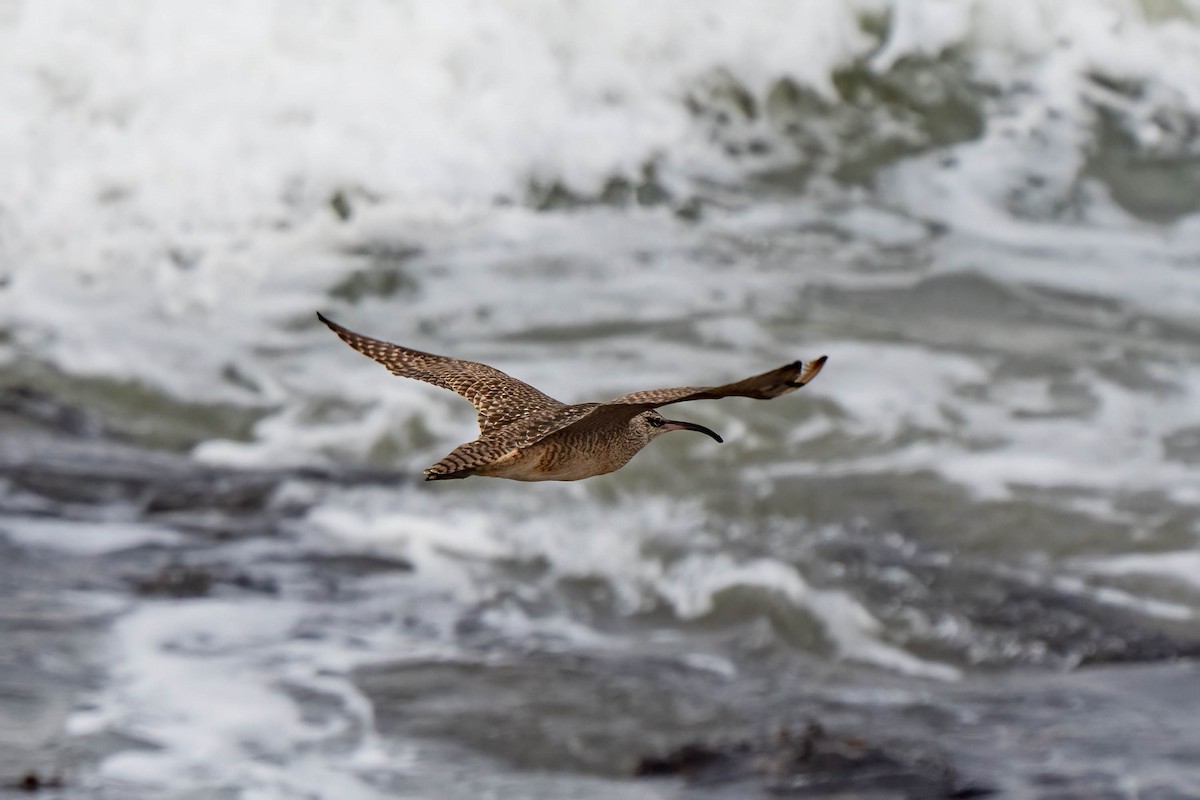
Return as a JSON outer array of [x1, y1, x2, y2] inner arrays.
[[807, 591, 961, 680], [761, 349, 1200, 509], [657, 553, 811, 618], [1080, 551, 1200, 591], [74, 590, 472, 797], [90, 600, 316, 787], [661, 552, 960, 679], [0, 0, 879, 324], [0, 516, 183, 554], [302, 488, 960, 678], [1051, 574, 1194, 620]]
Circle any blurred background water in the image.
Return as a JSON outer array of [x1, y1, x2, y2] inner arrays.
[[2, 1, 1200, 797]]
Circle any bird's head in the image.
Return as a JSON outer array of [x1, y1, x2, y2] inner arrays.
[[636, 410, 723, 444]]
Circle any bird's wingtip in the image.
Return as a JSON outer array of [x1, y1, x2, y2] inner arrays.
[[425, 468, 470, 481], [316, 311, 347, 334], [789, 355, 827, 387]]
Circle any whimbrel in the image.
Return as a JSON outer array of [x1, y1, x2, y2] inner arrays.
[[317, 313, 826, 482]]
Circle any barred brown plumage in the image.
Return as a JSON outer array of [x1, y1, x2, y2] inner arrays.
[[317, 313, 827, 482]]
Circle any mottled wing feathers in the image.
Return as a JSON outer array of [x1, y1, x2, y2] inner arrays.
[[317, 313, 564, 434], [422, 437, 509, 481]]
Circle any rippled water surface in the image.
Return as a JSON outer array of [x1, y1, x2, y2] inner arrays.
[[3, 2, 1200, 798]]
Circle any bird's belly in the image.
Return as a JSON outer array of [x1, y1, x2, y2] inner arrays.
[[480, 444, 627, 482]]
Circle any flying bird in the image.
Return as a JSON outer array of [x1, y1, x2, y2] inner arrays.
[[317, 312, 826, 482]]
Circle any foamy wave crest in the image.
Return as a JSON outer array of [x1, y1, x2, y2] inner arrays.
[[0, 1, 874, 267], [4, 1, 1199, 271], [305, 488, 960, 678]]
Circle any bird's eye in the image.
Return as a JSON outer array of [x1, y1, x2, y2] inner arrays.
[[648, 416, 664, 427]]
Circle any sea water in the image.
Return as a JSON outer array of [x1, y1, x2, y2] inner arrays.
[[2, 1, 1200, 797]]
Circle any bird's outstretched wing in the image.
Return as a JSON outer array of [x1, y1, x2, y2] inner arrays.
[[608, 357, 826, 407], [538, 356, 828, 440], [317, 313, 565, 434]]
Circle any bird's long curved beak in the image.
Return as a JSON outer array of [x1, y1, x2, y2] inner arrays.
[[661, 419, 723, 443]]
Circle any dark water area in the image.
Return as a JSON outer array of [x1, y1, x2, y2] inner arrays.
[[3, 390, 1199, 799]]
